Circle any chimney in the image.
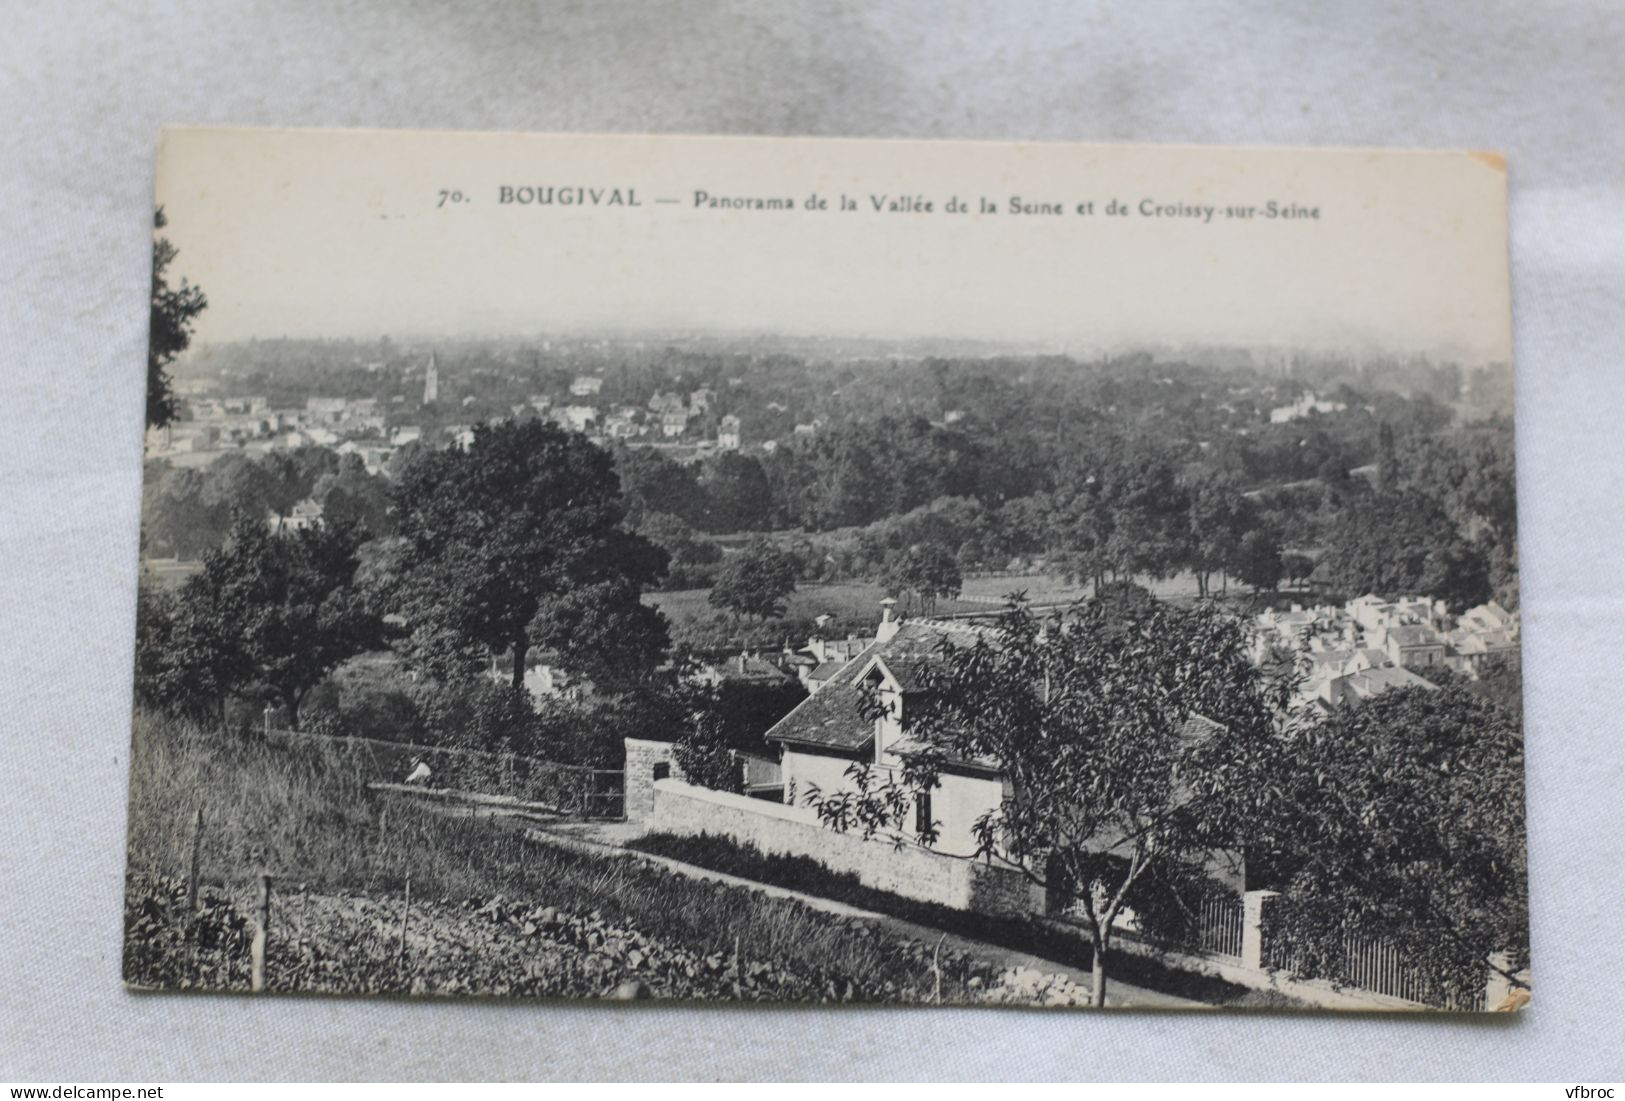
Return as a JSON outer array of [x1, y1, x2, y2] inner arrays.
[[876, 597, 900, 643]]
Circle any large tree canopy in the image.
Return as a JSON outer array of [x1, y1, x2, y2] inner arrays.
[[391, 419, 669, 688], [147, 208, 208, 429], [1257, 685, 1528, 1007], [808, 598, 1281, 1005], [137, 514, 384, 730], [707, 539, 797, 621], [1316, 490, 1489, 609], [880, 541, 963, 615]]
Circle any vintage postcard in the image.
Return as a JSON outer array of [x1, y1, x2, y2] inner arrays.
[[127, 128, 1526, 1011]]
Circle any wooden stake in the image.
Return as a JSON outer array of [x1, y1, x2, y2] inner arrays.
[[397, 875, 411, 970], [931, 933, 946, 1004], [251, 874, 272, 992], [186, 807, 205, 913]]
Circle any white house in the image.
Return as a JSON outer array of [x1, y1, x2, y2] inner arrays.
[[561, 405, 599, 432], [766, 612, 1004, 856], [1268, 391, 1348, 423], [717, 414, 742, 451]]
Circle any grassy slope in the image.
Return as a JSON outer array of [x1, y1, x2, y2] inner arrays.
[[123, 712, 994, 1001]]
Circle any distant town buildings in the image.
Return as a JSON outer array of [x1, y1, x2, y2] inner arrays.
[[691, 652, 793, 688], [570, 375, 604, 397], [1254, 595, 1519, 709], [1269, 390, 1347, 423], [717, 414, 742, 451], [268, 497, 325, 533]]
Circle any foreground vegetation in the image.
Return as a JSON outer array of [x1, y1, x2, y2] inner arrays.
[[124, 712, 1023, 1002], [629, 831, 1301, 1009]]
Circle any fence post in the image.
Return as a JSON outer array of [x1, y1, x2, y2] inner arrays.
[[251, 873, 272, 992], [186, 807, 205, 913], [398, 875, 411, 971], [1241, 889, 1277, 971]]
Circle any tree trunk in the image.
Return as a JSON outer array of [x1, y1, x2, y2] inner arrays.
[[1090, 928, 1109, 1007], [283, 688, 302, 732], [511, 638, 528, 691]]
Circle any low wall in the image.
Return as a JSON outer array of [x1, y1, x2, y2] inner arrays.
[[646, 775, 1033, 916]]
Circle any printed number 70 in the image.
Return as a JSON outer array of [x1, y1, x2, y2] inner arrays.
[[437, 190, 468, 208]]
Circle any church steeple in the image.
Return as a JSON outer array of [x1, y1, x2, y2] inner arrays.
[[423, 352, 439, 404]]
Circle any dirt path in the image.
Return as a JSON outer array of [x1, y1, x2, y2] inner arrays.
[[520, 818, 1199, 1010]]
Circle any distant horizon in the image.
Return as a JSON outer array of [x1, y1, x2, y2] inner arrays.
[[178, 328, 1509, 372], [156, 130, 1514, 371]]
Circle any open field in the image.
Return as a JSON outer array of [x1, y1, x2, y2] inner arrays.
[[646, 570, 1208, 630]]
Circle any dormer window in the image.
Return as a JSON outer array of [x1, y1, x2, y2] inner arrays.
[[860, 659, 904, 765]]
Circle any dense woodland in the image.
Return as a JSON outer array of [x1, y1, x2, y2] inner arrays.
[[152, 343, 1518, 611]]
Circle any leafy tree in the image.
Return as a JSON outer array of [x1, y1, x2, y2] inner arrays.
[[1317, 492, 1489, 609], [134, 580, 239, 726], [1281, 551, 1316, 589], [1258, 686, 1527, 1006], [143, 463, 229, 559], [708, 540, 797, 620], [526, 578, 671, 691], [1183, 470, 1252, 597], [1376, 421, 1399, 494], [614, 446, 708, 529], [391, 420, 669, 688], [141, 514, 384, 730], [313, 453, 394, 536], [880, 542, 963, 615], [806, 599, 1279, 1005], [1090, 580, 1158, 629], [203, 452, 275, 523], [1231, 528, 1284, 592], [639, 511, 723, 588], [672, 699, 746, 794], [699, 451, 774, 533], [147, 207, 207, 429]]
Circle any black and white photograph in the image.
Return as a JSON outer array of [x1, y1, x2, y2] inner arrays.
[[123, 128, 1526, 1013]]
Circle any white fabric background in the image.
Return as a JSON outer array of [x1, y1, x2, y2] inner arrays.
[[2, 0, 1622, 1082]]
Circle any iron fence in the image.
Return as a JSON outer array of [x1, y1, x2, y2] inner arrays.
[[266, 727, 624, 819]]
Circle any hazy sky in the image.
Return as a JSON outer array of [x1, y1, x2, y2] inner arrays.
[[156, 128, 1512, 363]]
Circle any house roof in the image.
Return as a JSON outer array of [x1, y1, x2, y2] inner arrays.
[[1341, 665, 1436, 698], [1386, 625, 1441, 648], [708, 654, 791, 682], [770, 618, 1217, 763], [765, 640, 886, 751], [767, 621, 986, 751]]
